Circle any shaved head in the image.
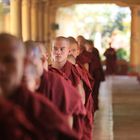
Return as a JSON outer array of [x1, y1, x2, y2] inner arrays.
[[23, 41, 44, 91], [24, 40, 43, 76], [52, 36, 70, 67], [0, 33, 25, 97], [54, 36, 70, 48], [0, 33, 25, 57]]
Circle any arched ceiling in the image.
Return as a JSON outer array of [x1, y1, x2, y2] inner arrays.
[[49, 0, 140, 7]]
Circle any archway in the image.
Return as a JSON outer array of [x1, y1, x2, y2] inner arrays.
[[55, 4, 131, 62]]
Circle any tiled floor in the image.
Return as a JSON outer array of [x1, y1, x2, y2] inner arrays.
[[93, 76, 140, 140], [93, 76, 114, 140]]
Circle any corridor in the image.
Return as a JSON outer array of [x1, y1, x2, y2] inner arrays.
[[93, 76, 140, 140]]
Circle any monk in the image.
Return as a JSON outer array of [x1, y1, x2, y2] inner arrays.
[[104, 42, 117, 75], [76, 36, 104, 111], [77, 35, 86, 50], [51, 36, 94, 140], [68, 37, 94, 101], [0, 33, 80, 140], [84, 39, 105, 111], [24, 41, 86, 138], [0, 96, 38, 140]]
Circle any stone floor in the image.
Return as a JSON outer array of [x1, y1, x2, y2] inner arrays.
[[93, 76, 140, 140]]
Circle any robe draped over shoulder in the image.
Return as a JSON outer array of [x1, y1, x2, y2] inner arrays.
[[0, 97, 38, 140], [37, 70, 86, 116], [8, 86, 80, 140]]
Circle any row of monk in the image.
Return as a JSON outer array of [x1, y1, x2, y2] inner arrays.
[[0, 33, 115, 140]]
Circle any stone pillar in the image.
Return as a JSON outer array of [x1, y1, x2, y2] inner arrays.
[[10, 0, 22, 38], [22, 0, 31, 41], [43, 0, 48, 44], [130, 6, 140, 72], [31, 0, 38, 41], [3, 12, 10, 33], [45, 1, 57, 63], [49, 6, 58, 41], [38, 1, 44, 42]]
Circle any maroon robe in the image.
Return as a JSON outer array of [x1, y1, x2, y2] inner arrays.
[[92, 47, 105, 82], [91, 48, 105, 111], [77, 50, 104, 111], [0, 97, 37, 140], [52, 61, 94, 140], [37, 70, 86, 139], [104, 47, 117, 75], [7, 86, 80, 140]]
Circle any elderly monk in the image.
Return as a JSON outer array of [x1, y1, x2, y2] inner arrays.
[[0, 33, 80, 140]]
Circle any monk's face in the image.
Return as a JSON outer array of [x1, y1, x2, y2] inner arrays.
[[69, 43, 80, 58], [77, 36, 85, 46], [85, 43, 92, 52], [25, 49, 44, 79], [22, 64, 39, 92], [52, 39, 70, 63], [0, 42, 24, 97]]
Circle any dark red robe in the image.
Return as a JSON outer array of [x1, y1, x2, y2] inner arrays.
[[104, 47, 117, 75], [51, 61, 94, 140], [0, 97, 37, 140], [37, 70, 85, 116], [37, 70, 86, 139], [7, 86, 80, 140], [77, 50, 104, 111], [92, 47, 105, 82]]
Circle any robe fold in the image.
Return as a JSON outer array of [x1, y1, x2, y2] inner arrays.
[[37, 70, 86, 116], [7, 86, 80, 140], [37, 70, 86, 139], [0, 97, 37, 140], [77, 50, 104, 111], [52, 61, 94, 140]]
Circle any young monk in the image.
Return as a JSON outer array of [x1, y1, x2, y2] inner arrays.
[[51, 36, 94, 140], [76, 36, 103, 111], [68, 37, 94, 104], [0, 33, 80, 140], [24, 41, 86, 138], [84, 39, 105, 111]]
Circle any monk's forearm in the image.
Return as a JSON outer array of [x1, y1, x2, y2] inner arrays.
[[77, 81, 86, 105]]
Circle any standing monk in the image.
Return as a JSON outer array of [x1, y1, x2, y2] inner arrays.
[[24, 41, 86, 134], [104, 42, 117, 75], [84, 39, 105, 111], [0, 33, 80, 140], [51, 36, 94, 140]]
